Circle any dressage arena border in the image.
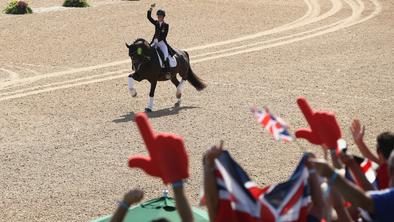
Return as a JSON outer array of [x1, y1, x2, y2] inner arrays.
[[0, 0, 381, 102]]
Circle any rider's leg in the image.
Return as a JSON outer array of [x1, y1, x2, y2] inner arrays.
[[151, 38, 158, 48], [157, 41, 169, 60], [157, 41, 170, 71]]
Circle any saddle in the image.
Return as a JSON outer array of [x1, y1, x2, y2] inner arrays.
[[155, 48, 177, 69]]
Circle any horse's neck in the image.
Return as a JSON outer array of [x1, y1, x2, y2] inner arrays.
[[149, 48, 159, 62]]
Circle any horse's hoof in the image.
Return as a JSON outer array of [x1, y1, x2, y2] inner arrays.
[[174, 101, 181, 108], [176, 92, 182, 99], [128, 89, 137, 97], [144, 108, 152, 113]]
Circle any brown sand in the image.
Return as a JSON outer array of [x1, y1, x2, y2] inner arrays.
[[0, 0, 393, 221]]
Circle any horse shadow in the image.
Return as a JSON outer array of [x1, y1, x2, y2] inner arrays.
[[112, 106, 199, 123]]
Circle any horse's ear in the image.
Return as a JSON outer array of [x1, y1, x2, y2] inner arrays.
[[125, 43, 130, 48], [144, 41, 150, 48]]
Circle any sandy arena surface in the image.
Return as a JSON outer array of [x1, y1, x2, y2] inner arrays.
[[0, 0, 393, 221]]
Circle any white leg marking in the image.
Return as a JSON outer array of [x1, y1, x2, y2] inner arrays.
[[147, 97, 154, 110], [128, 77, 137, 97], [176, 80, 186, 95]]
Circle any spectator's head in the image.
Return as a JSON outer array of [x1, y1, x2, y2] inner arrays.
[[388, 150, 394, 187], [376, 132, 394, 162]]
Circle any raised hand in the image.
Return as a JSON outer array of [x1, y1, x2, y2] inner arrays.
[[123, 189, 144, 205], [204, 141, 224, 166], [295, 97, 342, 149], [350, 119, 365, 145], [128, 113, 189, 184]]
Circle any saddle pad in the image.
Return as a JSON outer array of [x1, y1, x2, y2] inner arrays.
[[155, 50, 177, 68]]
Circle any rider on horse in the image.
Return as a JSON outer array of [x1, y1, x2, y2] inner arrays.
[[147, 5, 171, 73]]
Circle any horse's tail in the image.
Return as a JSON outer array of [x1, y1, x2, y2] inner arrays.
[[187, 66, 206, 91], [183, 50, 206, 91]]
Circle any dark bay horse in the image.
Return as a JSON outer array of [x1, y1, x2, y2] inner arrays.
[[126, 38, 206, 112]]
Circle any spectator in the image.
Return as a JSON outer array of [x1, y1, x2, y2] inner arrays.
[[110, 189, 144, 222], [109, 182, 193, 222], [305, 152, 326, 222], [203, 143, 222, 222], [350, 119, 394, 189], [338, 151, 376, 191], [203, 145, 342, 222], [310, 150, 394, 222], [121, 112, 193, 222]]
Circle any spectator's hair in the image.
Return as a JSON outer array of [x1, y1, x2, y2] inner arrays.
[[388, 150, 394, 174], [377, 132, 394, 160]]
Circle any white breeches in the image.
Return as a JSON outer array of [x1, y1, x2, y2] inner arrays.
[[152, 39, 169, 60]]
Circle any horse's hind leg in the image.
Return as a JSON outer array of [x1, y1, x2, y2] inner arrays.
[[171, 76, 184, 107]]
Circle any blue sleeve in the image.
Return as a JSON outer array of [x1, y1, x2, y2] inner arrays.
[[369, 189, 394, 222]]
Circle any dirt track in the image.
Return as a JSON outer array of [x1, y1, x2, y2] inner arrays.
[[0, 0, 393, 221]]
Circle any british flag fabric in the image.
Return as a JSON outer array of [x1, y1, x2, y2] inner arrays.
[[211, 151, 310, 222], [345, 155, 379, 189], [251, 107, 293, 142]]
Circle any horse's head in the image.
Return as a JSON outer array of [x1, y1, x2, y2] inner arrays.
[[126, 38, 152, 71]]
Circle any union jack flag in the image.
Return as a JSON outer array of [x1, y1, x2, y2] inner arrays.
[[345, 155, 379, 189], [251, 107, 293, 142], [204, 151, 310, 222]]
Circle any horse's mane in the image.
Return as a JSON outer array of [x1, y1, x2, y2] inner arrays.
[[133, 38, 147, 45]]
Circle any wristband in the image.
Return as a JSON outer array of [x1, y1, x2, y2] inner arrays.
[[117, 200, 130, 210], [172, 180, 184, 189], [328, 170, 339, 185]]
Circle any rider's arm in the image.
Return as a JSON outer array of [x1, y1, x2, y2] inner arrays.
[[147, 8, 156, 25]]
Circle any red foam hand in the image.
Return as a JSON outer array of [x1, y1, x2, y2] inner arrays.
[[295, 97, 342, 149], [128, 113, 189, 184]]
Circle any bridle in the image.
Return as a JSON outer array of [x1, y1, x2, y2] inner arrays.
[[129, 45, 151, 72]]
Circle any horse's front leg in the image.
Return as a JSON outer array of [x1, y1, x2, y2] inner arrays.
[[145, 80, 157, 112], [127, 74, 137, 97]]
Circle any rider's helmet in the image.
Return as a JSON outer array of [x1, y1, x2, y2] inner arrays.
[[157, 9, 166, 17]]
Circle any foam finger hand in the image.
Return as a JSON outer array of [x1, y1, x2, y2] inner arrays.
[[319, 113, 342, 149], [128, 155, 161, 178], [295, 128, 321, 144], [156, 134, 189, 184]]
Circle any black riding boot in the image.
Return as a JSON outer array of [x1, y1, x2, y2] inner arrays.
[[164, 59, 171, 79]]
